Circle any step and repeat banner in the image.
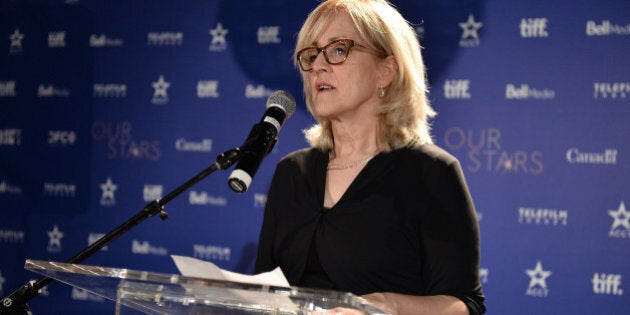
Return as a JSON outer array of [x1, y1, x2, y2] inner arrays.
[[1, 0, 629, 314]]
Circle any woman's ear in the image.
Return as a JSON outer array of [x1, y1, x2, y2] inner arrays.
[[379, 55, 398, 87]]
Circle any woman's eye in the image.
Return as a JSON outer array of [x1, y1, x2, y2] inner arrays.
[[334, 46, 347, 56]]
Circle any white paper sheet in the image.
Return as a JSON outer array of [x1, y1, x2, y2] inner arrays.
[[171, 255, 297, 313], [171, 254, 290, 287]]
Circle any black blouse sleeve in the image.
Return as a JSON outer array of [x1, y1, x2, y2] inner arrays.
[[418, 151, 485, 314], [254, 160, 283, 274]]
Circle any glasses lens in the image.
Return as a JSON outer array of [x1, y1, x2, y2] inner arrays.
[[325, 40, 351, 64], [299, 48, 319, 70]]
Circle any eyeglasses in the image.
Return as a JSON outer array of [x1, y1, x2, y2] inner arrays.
[[296, 39, 378, 72]]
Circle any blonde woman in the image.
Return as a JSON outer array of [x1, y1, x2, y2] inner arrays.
[[255, 1, 485, 314]]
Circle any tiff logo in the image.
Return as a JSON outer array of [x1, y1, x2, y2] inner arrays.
[[444, 80, 471, 99], [48, 31, 67, 47], [257, 26, 281, 44], [592, 273, 623, 295], [520, 18, 549, 38], [0, 81, 17, 96], [0, 129, 21, 146], [197, 80, 219, 98], [143, 185, 163, 202]]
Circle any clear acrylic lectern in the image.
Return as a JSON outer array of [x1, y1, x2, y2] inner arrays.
[[25, 259, 389, 315]]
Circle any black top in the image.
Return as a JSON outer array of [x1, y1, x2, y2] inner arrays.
[[255, 144, 486, 314]]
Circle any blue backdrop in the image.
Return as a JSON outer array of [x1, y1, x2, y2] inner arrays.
[[1, 0, 629, 314]]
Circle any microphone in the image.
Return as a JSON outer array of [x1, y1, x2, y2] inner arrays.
[[227, 90, 296, 192]]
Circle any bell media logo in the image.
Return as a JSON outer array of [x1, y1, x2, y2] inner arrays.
[[89, 34, 124, 47], [525, 261, 552, 297], [608, 201, 630, 239], [132, 240, 168, 256], [586, 20, 630, 36], [189, 191, 227, 207], [245, 84, 273, 98], [505, 84, 555, 100], [38, 84, 70, 97]]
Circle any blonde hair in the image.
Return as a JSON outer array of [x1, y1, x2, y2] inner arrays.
[[296, 0, 436, 152]]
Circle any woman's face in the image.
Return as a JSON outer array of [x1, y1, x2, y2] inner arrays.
[[305, 12, 383, 122]]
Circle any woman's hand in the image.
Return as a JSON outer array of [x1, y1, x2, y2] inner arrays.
[[362, 292, 398, 314]]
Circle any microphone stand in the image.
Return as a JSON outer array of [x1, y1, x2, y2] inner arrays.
[[0, 148, 243, 315]]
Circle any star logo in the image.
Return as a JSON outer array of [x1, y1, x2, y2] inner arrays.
[[608, 201, 630, 238], [100, 177, 117, 206], [525, 261, 551, 297], [209, 22, 229, 51], [9, 28, 24, 54], [459, 14, 483, 40], [47, 225, 64, 253], [151, 75, 170, 104], [459, 14, 483, 47]]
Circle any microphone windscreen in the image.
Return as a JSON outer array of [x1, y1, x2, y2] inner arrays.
[[267, 90, 296, 118]]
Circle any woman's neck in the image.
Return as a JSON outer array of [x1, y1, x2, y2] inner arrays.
[[330, 119, 380, 159]]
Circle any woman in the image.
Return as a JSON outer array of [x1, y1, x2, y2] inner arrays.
[[255, 0, 485, 314]]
